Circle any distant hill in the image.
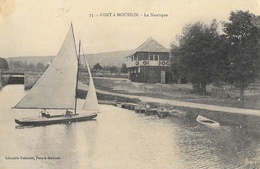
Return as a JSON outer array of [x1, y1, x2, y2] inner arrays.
[[6, 50, 133, 68], [6, 56, 54, 66], [85, 50, 133, 67]]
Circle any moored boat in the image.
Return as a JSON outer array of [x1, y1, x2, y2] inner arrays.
[[116, 102, 123, 108], [124, 103, 137, 110], [156, 107, 168, 118], [196, 115, 220, 129], [135, 103, 150, 113], [145, 108, 157, 116], [168, 109, 186, 118]]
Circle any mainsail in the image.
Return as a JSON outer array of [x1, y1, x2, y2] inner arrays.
[[82, 56, 99, 111], [14, 25, 78, 109]]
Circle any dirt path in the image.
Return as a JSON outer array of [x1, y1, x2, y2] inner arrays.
[[96, 89, 260, 117]]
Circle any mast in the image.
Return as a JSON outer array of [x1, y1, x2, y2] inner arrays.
[[71, 22, 80, 114], [74, 40, 81, 114]]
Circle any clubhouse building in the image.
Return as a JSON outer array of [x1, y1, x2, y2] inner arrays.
[[126, 37, 170, 83]]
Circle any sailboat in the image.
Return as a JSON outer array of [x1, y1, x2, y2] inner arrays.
[[13, 24, 99, 126]]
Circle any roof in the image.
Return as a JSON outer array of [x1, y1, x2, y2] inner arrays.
[[127, 37, 169, 57]]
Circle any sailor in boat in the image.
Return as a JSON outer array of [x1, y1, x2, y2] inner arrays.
[[65, 109, 73, 117], [40, 109, 50, 118]]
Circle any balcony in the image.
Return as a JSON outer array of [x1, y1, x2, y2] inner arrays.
[[126, 60, 170, 68]]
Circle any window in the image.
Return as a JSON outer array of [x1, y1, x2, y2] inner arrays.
[[154, 54, 159, 61], [138, 52, 149, 60], [149, 54, 153, 61], [149, 53, 159, 61]]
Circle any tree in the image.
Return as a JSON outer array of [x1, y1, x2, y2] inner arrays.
[[210, 34, 231, 85], [121, 63, 128, 74], [223, 10, 260, 100], [0, 58, 9, 70], [26, 63, 36, 70], [170, 20, 220, 95], [13, 61, 24, 69], [93, 63, 102, 71], [110, 66, 119, 74], [36, 63, 46, 70]]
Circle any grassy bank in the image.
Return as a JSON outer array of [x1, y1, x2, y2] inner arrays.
[[77, 89, 141, 104], [93, 78, 260, 110]]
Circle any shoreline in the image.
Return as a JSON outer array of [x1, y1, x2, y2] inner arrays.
[[96, 90, 260, 128]]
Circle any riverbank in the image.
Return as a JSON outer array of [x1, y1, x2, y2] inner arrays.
[[91, 77, 260, 128], [93, 77, 260, 110]]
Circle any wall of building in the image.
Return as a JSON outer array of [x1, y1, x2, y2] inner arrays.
[[128, 66, 170, 83]]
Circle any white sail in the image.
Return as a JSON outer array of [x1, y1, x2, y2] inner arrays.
[[14, 25, 78, 110], [82, 56, 99, 111]]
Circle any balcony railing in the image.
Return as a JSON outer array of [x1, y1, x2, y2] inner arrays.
[[126, 60, 170, 68]]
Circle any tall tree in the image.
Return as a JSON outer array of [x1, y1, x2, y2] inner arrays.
[[223, 10, 260, 100], [170, 20, 220, 95]]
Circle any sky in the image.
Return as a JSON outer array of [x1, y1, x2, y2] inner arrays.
[[0, 0, 259, 58]]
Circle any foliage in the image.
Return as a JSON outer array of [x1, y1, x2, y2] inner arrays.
[[36, 63, 46, 70], [102, 65, 120, 73], [93, 63, 103, 71], [170, 20, 220, 95], [109, 66, 119, 73], [0, 58, 9, 70], [223, 10, 260, 100], [8, 60, 48, 71], [121, 63, 128, 74]]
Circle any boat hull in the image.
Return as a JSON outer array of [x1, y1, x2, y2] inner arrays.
[[168, 109, 187, 118], [156, 108, 168, 118], [134, 103, 150, 113], [120, 103, 137, 110], [145, 108, 157, 115], [135, 107, 147, 113], [15, 113, 97, 126], [196, 115, 220, 128], [157, 111, 168, 118]]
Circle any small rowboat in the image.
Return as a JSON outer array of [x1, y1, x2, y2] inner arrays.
[[196, 115, 220, 128], [168, 109, 186, 118]]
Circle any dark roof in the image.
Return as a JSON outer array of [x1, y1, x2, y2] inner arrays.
[[128, 37, 169, 57]]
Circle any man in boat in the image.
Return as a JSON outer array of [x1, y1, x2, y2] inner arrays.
[[65, 109, 73, 117], [41, 109, 50, 118]]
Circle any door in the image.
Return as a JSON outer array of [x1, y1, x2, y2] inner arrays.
[[161, 70, 165, 84]]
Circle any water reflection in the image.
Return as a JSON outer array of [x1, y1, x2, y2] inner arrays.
[[1, 85, 260, 168]]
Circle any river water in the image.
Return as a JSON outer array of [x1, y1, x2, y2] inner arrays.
[[1, 85, 260, 169]]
